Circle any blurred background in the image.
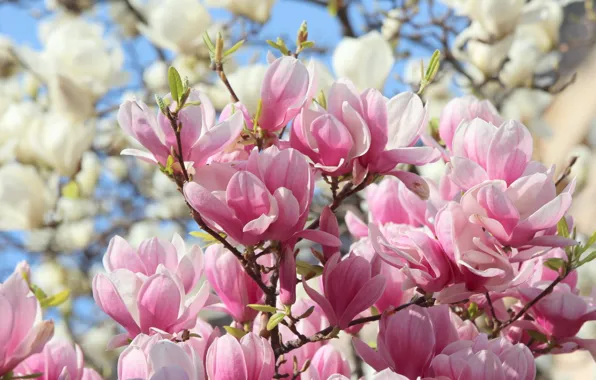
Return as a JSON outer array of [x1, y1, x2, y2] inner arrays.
[[1, 0, 596, 378]]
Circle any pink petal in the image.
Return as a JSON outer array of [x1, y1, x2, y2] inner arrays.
[[352, 337, 389, 372], [338, 275, 386, 329], [486, 120, 532, 184]]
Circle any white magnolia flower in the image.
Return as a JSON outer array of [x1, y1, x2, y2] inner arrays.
[[381, 9, 402, 41], [139, 0, 211, 54], [312, 59, 335, 96], [0, 101, 43, 163], [54, 218, 95, 251], [126, 221, 184, 247], [499, 36, 542, 88], [75, 152, 101, 197], [332, 31, 395, 91], [56, 198, 97, 222], [501, 88, 553, 136], [455, 22, 513, 76], [206, 63, 268, 113], [109, 0, 143, 37], [0, 163, 56, 230], [104, 156, 129, 182], [143, 60, 168, 92], [205, 0, 277, 23], [450, 0, 525, 38], [22, 17, 126, 98], [19, 114, 94, 177], [520, 0, 564, 48]]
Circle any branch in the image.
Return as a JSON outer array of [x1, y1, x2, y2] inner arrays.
[[276, 297, 428, 356]]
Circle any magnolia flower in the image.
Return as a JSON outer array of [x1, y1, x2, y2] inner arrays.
[[0, 163, 56, 230], [93, 235, 211, 347], [0, 101, 43, 163], [21, 17, 126, 98], [204, 244, 264, 323], [118, 334, 209, 380], [332, 31, 395, 91], [206, 0, 277, 23], [303, 253, 386, 329], [19, 113, 94, 177], [0, 263, 55, 376], [139, 0, 211, 54], [14, 339, 101, 380], [118, 89, 243, 168], [458, 23, 514, 76], [464, 0, 525, 38], [206, 333, 275, 380], [306, 345, 351, 380], [353, 305, 458, 378]]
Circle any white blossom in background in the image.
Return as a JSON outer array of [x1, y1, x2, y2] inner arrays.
[[381, 9, 402, 42], [206, 0, 278, 23], [404, 57, 453, 118], [206, 63, 268, 112], [567, 145, 593, 192], [0, 101, 43, 163], [103, 156, 129, 182], [520, 0, 564, 49], [0, 163, 56, 230], [143, 60, 168, 92], [126, 221, 185, 247], [54, 218, 95, 251], [21, 16, 126, 98], [463, 0, 525, 38], [332, 30, 395, 91], [19, 114, 94, 177], [311, 59, 335, 96], [56, 198, 98, 222], [75, 152, 101, 197], [109, 0, 143, 37], [139, 0, 211, 54], [501, 88, 553, 136]]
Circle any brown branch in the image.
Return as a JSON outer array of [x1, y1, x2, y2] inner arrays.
[[276, 297, 428, 356], [215, 63, 240, 103]]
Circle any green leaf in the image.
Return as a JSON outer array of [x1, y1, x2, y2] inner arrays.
[[267, 312, 286, 331], [40, 289, 70, 308], [189, 231, 221, 246], [300, 41, 315, 49], [224, 40, 245, 57], [328, 0, 338, 16], [467, 302, 479, 319], [202, 32, 215, 52], [585, 231, 596, 249], [557, 217, 570, 239], [61, 181, 80, 199], [578, 251, 596, 267], [544, 258, 565, 272], [425, 50, 441, 82], [296, 260, 323, 278], [30, 284, 47, 302], [155, 94, 168, 115], [223, 326, 248, 339], [247, 304, 278, 313], [7, 373, 44, 379], [168, 66, 184, 104], [266, 40, 281, 50], [527, 330, 548, 343]]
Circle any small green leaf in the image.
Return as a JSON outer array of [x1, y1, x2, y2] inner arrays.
[[61, 181, 80, 199], [189, 231, 221, 246], [544, 258, 565, 272], [155, 94, 168, 115], [300, 41, 315, 49], [202, 33, 215, 52], [527, 330, 548, 343], [247, 304, 278, 313], [328, 0, 338, 16], [266, 40, 281, 50], [168, 66, 184, 104], [425, 50, 441, 82], [557, 217, 570, 239], [296, 260, 324, 278], [30, 284, 47, 302], [40, 289, 70, 308], [266, 312, 286, 331], [467, 302, 479, 319], [315, 90, 327, 109], [578, 251, 596, 267], [223, 326, 248, 339], [8, 373, 44, 379], [224, 40, 245, 57]]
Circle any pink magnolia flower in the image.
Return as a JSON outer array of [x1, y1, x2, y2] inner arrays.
[[330, 369, 409, 380], [518, 283, 596, 339], [118, 89, 243, 167], [118, 333, 207, 380], [438, 96, 503, 152], [430, 334, 535, 380], [356, 88, 440, 194], [303, 252, 386, 329], [522, 248, 577, 288], [434, 202, 532, 295], [206, 333, 275, 380], [290, 79, 371, 176], [446, 118, 536, 191], [0, 262, 54, 376], [102, 234, 205, 294], [205, 244, 264, 323], [365, 177, 426, 227], [93, 236, 211, 347], [370, 223, 453, 294], [305, 345, 351, 380], [353, 305, 458, 379], [14, 339, 101, 380], [259, 56, 314, 132], [460, 177, 575, 249], [184, 146, 315, 246]]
